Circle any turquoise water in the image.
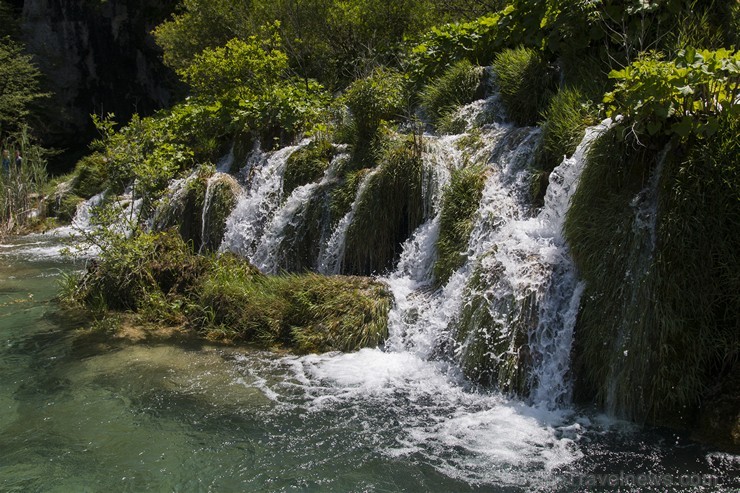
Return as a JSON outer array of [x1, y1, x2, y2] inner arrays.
[[0, 234, 737, 492]]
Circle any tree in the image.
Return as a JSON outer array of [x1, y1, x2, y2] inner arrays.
[[0, 37, 46, 133]]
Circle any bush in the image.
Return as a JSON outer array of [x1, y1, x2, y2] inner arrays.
[[405, 13, 503, 85], [235, 79, 331, 148], [75, 230, 204, 312], [73, 153, 108, 199], [420, 60, 487, 125], [604, 48, 740, 140], [434, 165, 486, 284], [491, 46, 555, 127], [343, 67, 408, 143]]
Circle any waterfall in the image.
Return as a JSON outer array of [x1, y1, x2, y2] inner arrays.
[[383, 125, 541, 360], [604, 143, 668, 416], [210, 97, 612, 409], [220, 141, 309, 258], [71, 191, 106, 230], [383, 119, 613, 408], [216, 144, 235, 173], [526, 120, 612, 406], [317, 167, 379, 275], [251, 154, 343, 273]]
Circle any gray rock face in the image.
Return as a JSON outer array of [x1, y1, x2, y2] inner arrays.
[[21, 0, 178, 148]]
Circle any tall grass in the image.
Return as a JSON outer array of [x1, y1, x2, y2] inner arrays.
[[69, 230, 392, 353], [491, 47, 555, 127], [420, 60, 486, 127], [0, 126, 48, 237], [566, 117, 739, 426], [434, 164, 486, 285]]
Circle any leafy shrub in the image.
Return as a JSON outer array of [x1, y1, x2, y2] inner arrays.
[[343, 67, 408, 142], [406, 13, 503, 84], [420, 60, 487, 125], [178, 27, 287, 99], [235, 79, 331, 148], [73, 153, 108, 198], [604, 48, 740, 140], [491, 47, 555, 126], [434, 165, 486, 284]]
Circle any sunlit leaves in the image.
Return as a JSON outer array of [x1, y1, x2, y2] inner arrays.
[[604, 49, 740, 140]]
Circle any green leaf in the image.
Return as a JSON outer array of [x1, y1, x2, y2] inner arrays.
[[671, 117, 693, 138]]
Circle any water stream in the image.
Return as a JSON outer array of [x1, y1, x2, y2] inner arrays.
[[0, 235, 736, 491], [0, 97, 737, 490]]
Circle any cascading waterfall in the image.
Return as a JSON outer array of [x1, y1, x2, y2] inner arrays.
[[216, 144, 235, 173], [383, 125, 541, 361], [220, 141, 309, 258], [71, 191, 106, 231], [317, 166, 379, 275], [384, 119, 613, 408], [212, 96, 610, 408], [252, 153, 346, 273]]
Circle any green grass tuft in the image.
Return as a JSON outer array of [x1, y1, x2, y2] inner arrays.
[[491, 47, 555, 127], [531, 87, 598, 204], [434, 165, 487, 284], [70, 229, 392, 353], [283, 139, 334, 196], [420, 60, 486, 126], [342, 134, 425, 275]]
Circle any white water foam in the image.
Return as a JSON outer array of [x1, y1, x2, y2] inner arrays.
[[220, 141, 309, 258]]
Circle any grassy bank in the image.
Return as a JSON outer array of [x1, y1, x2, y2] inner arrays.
[[62, 230, 392, 354]]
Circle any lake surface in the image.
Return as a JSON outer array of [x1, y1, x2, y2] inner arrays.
[[0, 233, 737, 492]]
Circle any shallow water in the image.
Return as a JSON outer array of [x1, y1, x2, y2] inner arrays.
[[0, 236, 737, 492]]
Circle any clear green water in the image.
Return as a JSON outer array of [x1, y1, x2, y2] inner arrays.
[[0, 234, 737, 492]]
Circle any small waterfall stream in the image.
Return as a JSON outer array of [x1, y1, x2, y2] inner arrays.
[[317, 166, 379, 275], [220, 141, 309, 258]]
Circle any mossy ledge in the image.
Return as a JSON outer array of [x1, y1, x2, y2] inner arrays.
[[63, 230, 392, 354]]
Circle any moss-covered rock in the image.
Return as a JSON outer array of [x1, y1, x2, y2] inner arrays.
[[567, 116, 739, 437], [152, 168, 211, 249], [45, 179, 85, 222], [72, 152, 108, 199], [454, 255, 533, 394], [434, 165, 487, 285], [283, 139, 334, 196], [201, 173, 241, 252], [343, 135, 425, 275]]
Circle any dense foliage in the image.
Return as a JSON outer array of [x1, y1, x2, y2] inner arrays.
[[65, 230, 391, 353], [0, 7, 50, 237]]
